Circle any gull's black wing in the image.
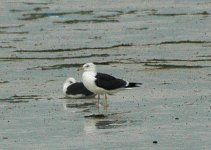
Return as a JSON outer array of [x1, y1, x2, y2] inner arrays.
[[95, 73, 127, 90], [66, 82, 94, 96]]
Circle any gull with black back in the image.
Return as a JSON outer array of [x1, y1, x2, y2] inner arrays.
[[63, 77, 96, 98], [81, 63, 142, 108]]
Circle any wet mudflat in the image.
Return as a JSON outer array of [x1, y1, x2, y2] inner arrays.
[[0, 0, 211, 149]]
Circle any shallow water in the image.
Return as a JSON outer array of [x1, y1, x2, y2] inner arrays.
[[0, 0, 211, 149]]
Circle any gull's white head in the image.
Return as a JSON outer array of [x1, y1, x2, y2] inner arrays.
[[65, 77, 76, 85], [83, 63, 96, 72], [63, 77, 77, 94]]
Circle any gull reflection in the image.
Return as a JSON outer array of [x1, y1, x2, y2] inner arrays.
[[62, 98, 96, 112], [84, 113, 128, 134]]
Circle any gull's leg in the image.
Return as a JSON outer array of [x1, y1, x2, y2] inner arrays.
[[98, 94, 100, 105], [96, 94, 100, 112], [104, 94, 109, 111], [105, 94, 107, 106]]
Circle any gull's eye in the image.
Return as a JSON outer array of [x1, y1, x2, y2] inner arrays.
[[69, 81, 72, 83], [86, 65, 89, 68]]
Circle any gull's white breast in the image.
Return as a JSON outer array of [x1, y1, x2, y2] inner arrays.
[[82, 71, 107, 94], [82, 71, 97, 92]]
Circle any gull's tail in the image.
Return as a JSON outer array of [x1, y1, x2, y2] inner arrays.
[[125, 82, 142, 89]]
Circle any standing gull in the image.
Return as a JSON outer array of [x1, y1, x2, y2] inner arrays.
[[63, 77, 96, 98], [81, 63, 142, 106]]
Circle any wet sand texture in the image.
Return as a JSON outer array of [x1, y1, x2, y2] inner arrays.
[[0, 0, 211, 150]]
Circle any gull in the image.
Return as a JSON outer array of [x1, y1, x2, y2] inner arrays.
[[63, 77, 96, 98], [81, 63, 142, 107]]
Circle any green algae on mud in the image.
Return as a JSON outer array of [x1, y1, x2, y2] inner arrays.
[[2, 95, 40, 100], [147, 58, 211, 62], [197, 55, 211, 58], [21, 2, 51, 5], [13, 40, 209, 54], [25, 59, 146, 71], [0, 81, 9, 84], [0, 25, 24, 29], [54, 19, 119, 24], [0, 31, 29, 34], [19, 11, 94, 20], [0, 24, 27, 35], [10, 7, 49, 13], [0, 45, 16, 48], [33, 7, 49, 11], [149, 11, 210, 16], [96, 10, 138, 19], [143, 40, 211, 46], [0, 54, 110, 61], [127, 27, 149, 31], [144, 64, 211, 69], [0, 95, 42, 103], [27, 62, 110, 70], [14, 43, 133, 53]]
